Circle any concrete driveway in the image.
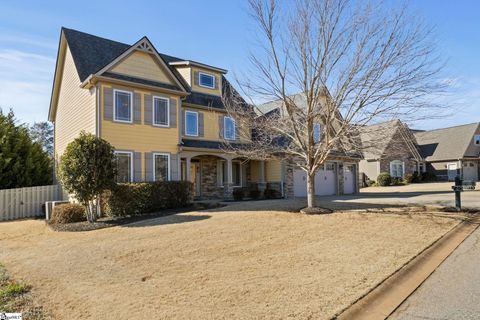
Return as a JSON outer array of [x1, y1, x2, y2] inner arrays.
[[308, 182, 480, 210]]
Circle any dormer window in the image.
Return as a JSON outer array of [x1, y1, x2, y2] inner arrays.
[[199, 72, 215, 89], [475, 135, 480, 145]]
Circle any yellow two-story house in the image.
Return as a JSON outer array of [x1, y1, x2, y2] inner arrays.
[[49, 28, 286, 199]]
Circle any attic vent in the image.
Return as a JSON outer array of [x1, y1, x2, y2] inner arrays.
[[136, 41, 154, 53]]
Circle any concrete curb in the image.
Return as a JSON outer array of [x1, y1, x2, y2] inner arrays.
[[336, 217, 480, 320]]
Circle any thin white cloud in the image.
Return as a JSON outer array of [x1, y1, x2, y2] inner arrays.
[[0, 33, 57, 50], [0, 49, 55, 124]]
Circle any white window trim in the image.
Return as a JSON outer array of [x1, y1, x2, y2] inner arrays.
[[185, 111, 199, 136], [389, 160, 405, 178], [224, 116, 236, 140], [198, 72, 215, 89], [114, 151, 134, 182], [152, 96, 170, 127], [153, 153, 171, 181], [113, 89, 133, 123]]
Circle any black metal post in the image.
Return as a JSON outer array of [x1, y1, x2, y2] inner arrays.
[[455, 189, 461, 211], [452, 176, 463, 211]]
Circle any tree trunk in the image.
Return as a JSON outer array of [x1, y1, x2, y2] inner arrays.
[[306, 172, 316, 208]]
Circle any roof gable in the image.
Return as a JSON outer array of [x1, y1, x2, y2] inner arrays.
[[360, 120, 422, 161], [107, 50, 175, 85], [95, 37, 186, 91], [414, 123, 480, 161]]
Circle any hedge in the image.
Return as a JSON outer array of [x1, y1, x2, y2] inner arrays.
[[51, 203, 86, 224], [103, 181, 193, 217]]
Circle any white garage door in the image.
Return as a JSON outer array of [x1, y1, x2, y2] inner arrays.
[[293, 170, 307, 197], [293, 163, 337, 197], [344, 164, 356, 194], [463, 162, 478, 181]]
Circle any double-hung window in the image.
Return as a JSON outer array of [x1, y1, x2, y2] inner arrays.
[[114, 90, 132, 123], [185, 111, 198, 136], [199, 72, 215, 89], [115, 151, 133, 183], [153, 153, 170, 182], [224, 117, 236, 140], [153, 96, 169, 126], [390, 160, 404, 178], [313, 123, 321, 143]]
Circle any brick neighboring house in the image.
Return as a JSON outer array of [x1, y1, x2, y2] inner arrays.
[[414, 123, 480, 181], [359, 120, 424, 182]]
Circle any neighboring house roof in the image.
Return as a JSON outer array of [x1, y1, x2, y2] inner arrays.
[[414, 123, 480, 161], [359, 119, 423, 161]]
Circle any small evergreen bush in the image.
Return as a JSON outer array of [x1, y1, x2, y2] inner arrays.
[[377, 172, 392, 186]]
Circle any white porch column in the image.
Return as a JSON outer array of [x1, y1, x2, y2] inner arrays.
[[226, 158, 233, 185], [224, 158, 233, 198], [185, 157, 192, 182], [258, 160, 265, 183], [258, 160, 267, 192]]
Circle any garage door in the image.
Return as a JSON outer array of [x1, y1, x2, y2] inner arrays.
[[463, 162, 478, 181], [293, 163, 337, 197], [344, 164, 356, 194]]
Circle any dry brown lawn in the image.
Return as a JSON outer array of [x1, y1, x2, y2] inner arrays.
[[0, 204, 459, 319]]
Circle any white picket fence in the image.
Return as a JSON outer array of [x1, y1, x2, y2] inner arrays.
[[0, 185, 65, 221]]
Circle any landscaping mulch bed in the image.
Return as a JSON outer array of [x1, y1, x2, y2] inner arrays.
[[48, 202, 224, 232]]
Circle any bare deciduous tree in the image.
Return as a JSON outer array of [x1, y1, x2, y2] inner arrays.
[[223, 0, 445, 208]]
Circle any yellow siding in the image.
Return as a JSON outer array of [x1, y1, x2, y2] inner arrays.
[[54, 45, 96, 160], [175, 66, 191, 87], [110, 51, 174, 85], [190, 66, 222, 96], [250, 160, 259, 181], [266, 160, 282, 182], [183, 107, 251, 142], [100, 83, 181, 179]]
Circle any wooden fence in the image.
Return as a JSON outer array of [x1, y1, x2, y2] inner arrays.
[[0, 185, 65, 221]]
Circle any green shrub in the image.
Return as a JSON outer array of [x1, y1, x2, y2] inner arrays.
[[51, 203, 86, 224], [104, 181, 193, 217], [232, 188, 244, 201], [377, 172, 392, 186], [249, 189, 261, 200], [390, 177, 405, 186], [420, 171, 437, 182], [264, 189, 282, 199], [404, 171, 420, 184]]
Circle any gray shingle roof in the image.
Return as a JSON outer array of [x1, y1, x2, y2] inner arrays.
[[60, 27, 248, 110], [359, 120, 422, 161], [414, 123, 480, 161]]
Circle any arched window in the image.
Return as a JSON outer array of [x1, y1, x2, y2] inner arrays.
[[390, 160, 404, 178]]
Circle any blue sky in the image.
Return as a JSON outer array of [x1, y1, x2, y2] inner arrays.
[[0, 0, 479, 130]]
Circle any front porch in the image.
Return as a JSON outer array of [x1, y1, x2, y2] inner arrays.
[[179, 152, 284, 200]]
